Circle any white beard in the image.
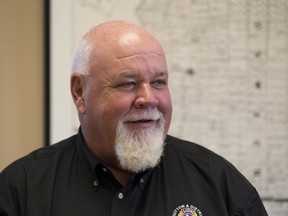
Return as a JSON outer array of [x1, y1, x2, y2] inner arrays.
[[114, 110, 165, 173]]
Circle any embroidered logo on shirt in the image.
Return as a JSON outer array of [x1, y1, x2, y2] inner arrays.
[[172, 204, 203, 216]]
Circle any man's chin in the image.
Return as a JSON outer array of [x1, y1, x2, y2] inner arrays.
[[119, 148, 164, 173], [115, 133, 165, 173]]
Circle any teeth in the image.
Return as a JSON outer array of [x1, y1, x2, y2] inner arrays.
[[122, 111, 161, 122]]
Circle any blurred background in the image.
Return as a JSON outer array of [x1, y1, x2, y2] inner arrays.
[[0, 0, 44, 171]]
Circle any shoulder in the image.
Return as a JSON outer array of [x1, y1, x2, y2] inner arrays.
[[164, 134, 254, 189], [0, 135, 78, 177], [165, 134, 237, 166], [0, 135, 80, 215], [165, 135, 221, 162], [165, 134, 212, 155], [162, 135, 267, 215]]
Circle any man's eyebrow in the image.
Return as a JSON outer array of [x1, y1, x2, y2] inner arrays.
[[154, 72, 169, 78], [117, 71, 168, 79], [118, 72, 138, 79]]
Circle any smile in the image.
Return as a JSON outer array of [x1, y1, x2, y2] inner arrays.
[[125, 119, 158, 128]]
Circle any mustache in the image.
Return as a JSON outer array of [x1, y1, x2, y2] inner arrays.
[[121, 110, 163, 122]]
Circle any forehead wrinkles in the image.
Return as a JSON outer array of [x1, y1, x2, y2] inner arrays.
[[114, 52, 167, 70], [116, 51, 165, 60]]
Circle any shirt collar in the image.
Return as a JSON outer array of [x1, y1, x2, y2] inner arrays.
[[77, 127, 156, 191], [78, 128, 100, 176]]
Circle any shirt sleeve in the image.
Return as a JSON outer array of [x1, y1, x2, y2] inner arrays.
[[237, 189, 268, 216], [0, 164, 25, 216], [209, 152, 269, 216]]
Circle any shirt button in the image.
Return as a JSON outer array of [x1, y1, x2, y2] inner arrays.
[[93, 180, 98, 187], [118, 192, 124, 199], [102, 167, 107, 172], [140, 178, 145, 183]]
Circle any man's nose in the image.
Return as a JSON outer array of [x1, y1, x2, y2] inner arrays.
[[134, 84, 158, 109]]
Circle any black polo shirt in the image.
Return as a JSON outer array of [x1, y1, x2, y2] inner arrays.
[[0, 131, 268, 216]]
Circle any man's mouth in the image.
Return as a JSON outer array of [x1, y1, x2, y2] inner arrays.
[[125, 118, 158, 128], [121, 111, 162, 129], [135, 119, 154, 123]]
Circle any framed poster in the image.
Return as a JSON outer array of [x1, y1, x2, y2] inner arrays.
[[47, 1, 288, 214]]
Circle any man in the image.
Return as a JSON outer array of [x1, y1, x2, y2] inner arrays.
[[0, 21, 268, 215]]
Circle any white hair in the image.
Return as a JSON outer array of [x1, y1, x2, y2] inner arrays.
[[71, 39, 92, 75], [114, 110, 165, 173]]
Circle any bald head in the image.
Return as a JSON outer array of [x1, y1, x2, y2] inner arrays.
[[70, 21, 172, 175], [84, 20, 149, 43], [71, 21, 165, 75]]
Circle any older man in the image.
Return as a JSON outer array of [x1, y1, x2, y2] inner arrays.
[[0, 21, 267, 216]]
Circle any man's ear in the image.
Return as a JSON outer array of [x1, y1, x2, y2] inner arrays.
[[71, 73, 86, 114]]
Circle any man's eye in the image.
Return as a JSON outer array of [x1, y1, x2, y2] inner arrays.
[[152, 80, 167, 88], [117, 82, 136, 90]]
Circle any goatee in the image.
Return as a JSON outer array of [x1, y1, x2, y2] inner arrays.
[[114, 110, 165, 173]]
